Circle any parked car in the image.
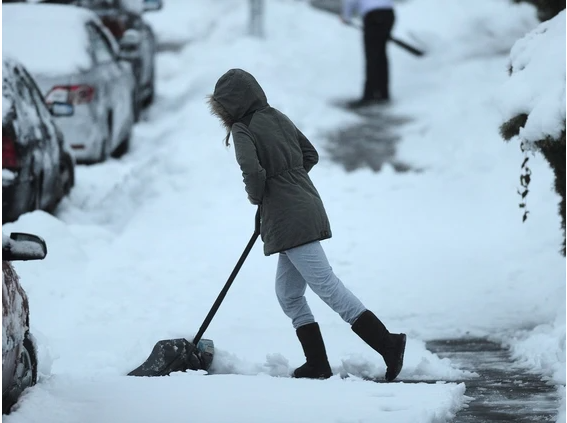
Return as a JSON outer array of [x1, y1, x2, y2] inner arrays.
[[29, 0, 162, 116], [3, 3, 137, 163], [2, 57, 76, 224], [2, 232, 48, 414], [75, 0, 163, 113]]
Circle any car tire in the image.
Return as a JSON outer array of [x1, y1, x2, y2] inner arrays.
[[98, 115, 113, 163], [5, 333, 38, 414], [20, 334, 38, 387], [144, 68, 155, 107], [132, 89, 141, 123], [112, 131, 130, 158], [30, 174, 42, 212], [61, 153, 74, 195]]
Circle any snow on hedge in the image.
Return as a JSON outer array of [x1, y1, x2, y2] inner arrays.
[[497, 10, 566, 150]]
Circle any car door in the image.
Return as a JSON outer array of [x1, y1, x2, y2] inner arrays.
[[20, 68, 62, 205], [132, 15, 154, 91], [87, 21, 133, 150], [86, 21, 121, 151], [11, 66, 47, 209]]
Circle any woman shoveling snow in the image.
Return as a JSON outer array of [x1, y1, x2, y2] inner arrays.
[[208, 68, 406, 382]]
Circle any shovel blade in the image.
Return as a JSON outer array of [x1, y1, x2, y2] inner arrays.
[[128, 338, 214, 377]]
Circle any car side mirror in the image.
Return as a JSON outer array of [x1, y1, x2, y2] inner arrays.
[[49, 102, 74, 117], [120, 29, 142, 51], [143, 0, 163, 12], [2, 233, 47, 261]]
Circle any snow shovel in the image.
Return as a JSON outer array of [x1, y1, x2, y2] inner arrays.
[[348, 22, 425, 57], [128, 207, 262, 377]]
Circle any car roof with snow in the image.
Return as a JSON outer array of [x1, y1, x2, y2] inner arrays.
[[3, 3, 118, 76]]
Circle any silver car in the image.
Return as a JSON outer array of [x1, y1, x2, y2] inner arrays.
[[3, 3, 138, 163]]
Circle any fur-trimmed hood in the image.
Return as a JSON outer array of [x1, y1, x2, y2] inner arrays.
[[208, 69, 268, 129]]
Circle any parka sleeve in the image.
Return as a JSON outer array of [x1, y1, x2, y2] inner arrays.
[[232, 123, 266, 205], [296, 126, 319, 173]]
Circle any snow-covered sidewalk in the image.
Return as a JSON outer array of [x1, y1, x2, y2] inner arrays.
[[4, 373, 466, 423]]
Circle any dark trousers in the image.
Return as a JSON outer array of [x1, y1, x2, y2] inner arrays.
[[363, 9, 395, 100]]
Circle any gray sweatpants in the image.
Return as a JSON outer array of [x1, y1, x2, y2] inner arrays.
[[275, 241, 367, 329]]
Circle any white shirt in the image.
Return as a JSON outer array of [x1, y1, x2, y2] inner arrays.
[[342, 0, 394, 21]]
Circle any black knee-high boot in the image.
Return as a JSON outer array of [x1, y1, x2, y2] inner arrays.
[[351, 310, 406, 382], [293, 322, 332, 379]]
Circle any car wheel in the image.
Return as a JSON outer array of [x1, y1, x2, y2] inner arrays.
[[144, 68, 155, 107], [98, 115, 113, 163], [5, 333, 38, 413], [30, 174, 42, 212], [132, 89, 141, 123], [61, 153, 74, 195], [112, 131, 131, 158], [18, 334, 38, 388]]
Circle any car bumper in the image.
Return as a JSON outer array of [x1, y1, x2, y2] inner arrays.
[[53, 107, 102, 163]]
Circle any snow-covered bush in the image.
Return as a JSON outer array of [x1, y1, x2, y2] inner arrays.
[[498, 9, 566, 255]]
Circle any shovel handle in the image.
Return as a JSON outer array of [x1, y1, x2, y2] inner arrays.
[[254, 205, 261, 235], [192, 206, 261, 346]]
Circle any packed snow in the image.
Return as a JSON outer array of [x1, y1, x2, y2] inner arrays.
[[496, 10, 566, 149], [2, 0, 565, 422]]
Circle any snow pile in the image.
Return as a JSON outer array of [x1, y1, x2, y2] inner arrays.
[[2, 374, 468, 423], [496, 10, 566, 149], [506, 311, 566, 384], [394, 0, 538, 60], [505, 310, 567, 422], [144, 0, 237, 47]]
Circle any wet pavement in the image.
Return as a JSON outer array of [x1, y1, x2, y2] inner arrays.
[[325, 101, 417, 172], [427, 338, 560, 422]]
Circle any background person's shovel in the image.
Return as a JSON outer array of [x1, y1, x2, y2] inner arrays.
[[348, 22, 426, 57], [128, 208, 262, 377]]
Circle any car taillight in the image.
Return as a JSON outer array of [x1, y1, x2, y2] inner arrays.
[[2, 135, 20, 169], [45, 85, 95, 105], [101, 16, 126, 39]]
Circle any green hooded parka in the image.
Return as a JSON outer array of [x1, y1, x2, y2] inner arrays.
[[211, 69, 331, 256]]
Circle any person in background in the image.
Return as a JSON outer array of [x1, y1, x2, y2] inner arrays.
[[208, 68, 407, 382], [341, 0, 395, 108]]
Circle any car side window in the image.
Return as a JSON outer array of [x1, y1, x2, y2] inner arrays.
[[87, 23, 116, 64], [20, 69, 49, 119], [20, 68, 59, 142], [12, 67, 43, 141]]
